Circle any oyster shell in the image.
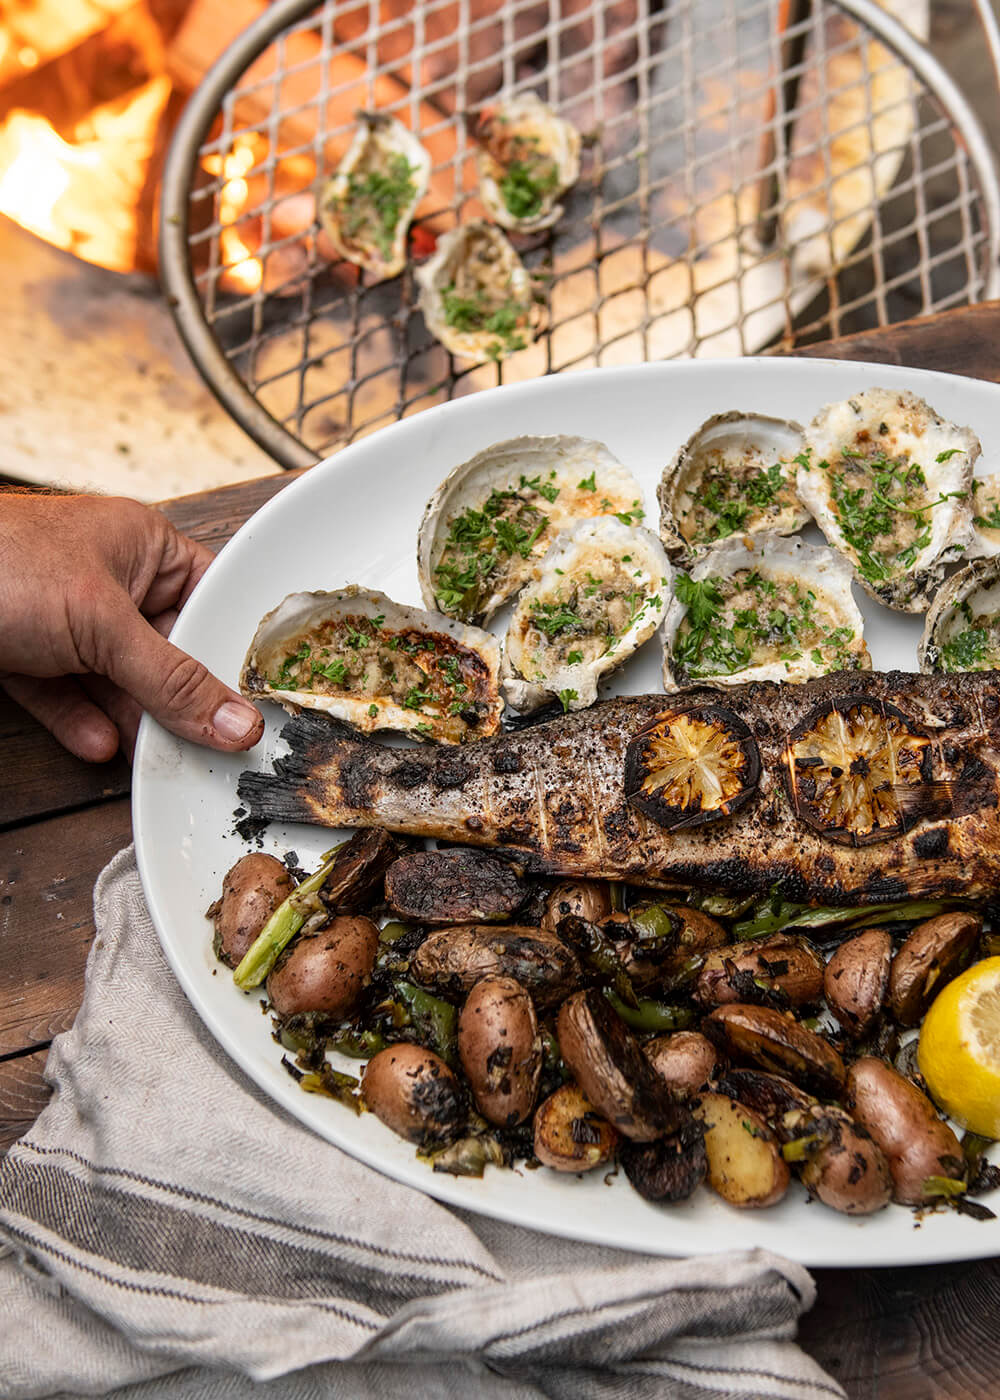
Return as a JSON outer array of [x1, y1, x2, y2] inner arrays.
[[476, 94, 581, 233], [796, 387, 978, 612], [661, 533, 869, 690], [239, 587, 501, 744], [415, 221, 538, 362], [418, 434, 646, 624], [502, 517, 672, 713], [658, 411, 808, 562], [918, 557, 1000, 673], [968, 474, 1000, 558], [319, 113, 430, 280]]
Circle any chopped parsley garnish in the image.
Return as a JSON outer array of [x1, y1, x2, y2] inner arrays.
[[434, 484, 549, 618], [936, 448, 965, 462], [691, 461, 791, 543], [402, 686, 432, 711], [498, 155, 560, 221], [578, 471, 597, 492], [335, 153, 418, 260], [441, 283, 529, 360], [566, 649, 584, 665], [940, 625, 990, 672], [313, 657, 347, 685], [615, 500, 645, 526], [530, 600, 586, 640], [367, 703, 378, 717], [558, 688, 578, 713]]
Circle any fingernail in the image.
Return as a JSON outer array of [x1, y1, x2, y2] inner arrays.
[[212, 699, 261, 743]]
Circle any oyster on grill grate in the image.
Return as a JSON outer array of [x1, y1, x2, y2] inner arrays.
[[502, 516, 672, 713], [795, 387, 978, 612], [415, 220, 538, 362], [918, 556, 1000, 674], [475, 94, 581, 233], [661, 533, 868, 690], [319, 113, 430, 280], [418, 434, 647, 624], [657, 411, 808, 562], [239, 587, 501, 744]]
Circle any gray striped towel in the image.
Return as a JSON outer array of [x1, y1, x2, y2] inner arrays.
[[0, 847, 842, 1400]]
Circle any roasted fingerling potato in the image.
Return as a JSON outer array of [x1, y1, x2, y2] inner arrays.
[[887, 912, 982, 1027], [845, 1057, 965, 1206], [208, 853, 295, 969], [823, 927, 892, 1038], [533, 1083, 619, 1172], [692, 1093, 790, 1209], [458, 976, 542, 1126]]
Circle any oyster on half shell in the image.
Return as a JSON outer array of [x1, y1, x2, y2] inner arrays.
[[239, 587, 501, 744], [658, 411, 808, 562], [918, 557, 1000, 673], [796, 387, 978, 612], [476, 94, 581, 233], [415, 221, 538, 362], [319, 113, 430, 280], [502, 517, 671, 713], [418, 435, 646, 624], [661, 533, 869, 690]]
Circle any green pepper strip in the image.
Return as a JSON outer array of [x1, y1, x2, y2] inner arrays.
[[233, 841, 348, 990], [394, 979, 459, 1065], [732, 898, 958, 943], [922, 1174, 967, 1199], [603, 989, 695, 1033], [781, 1134, 821, 1163]]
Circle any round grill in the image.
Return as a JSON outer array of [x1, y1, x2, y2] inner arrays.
[[160, 0, 1000, 470]]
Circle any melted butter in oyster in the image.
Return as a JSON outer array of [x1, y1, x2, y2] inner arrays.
[[240, 588, 501, 743], [658, 412, 807, 561], [797, 387, 977, 611], [416, 221, 537, 363], [661, 534, 868, 689], [502, 517, 671, 713]]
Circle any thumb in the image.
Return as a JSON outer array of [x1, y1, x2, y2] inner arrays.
[[96, 591, 263, 752]]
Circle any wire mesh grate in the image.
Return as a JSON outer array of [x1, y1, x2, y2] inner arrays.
[[162, 0, 1000, 469]]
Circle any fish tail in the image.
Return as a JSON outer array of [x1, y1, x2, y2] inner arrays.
[[237, 713, 390, 828]]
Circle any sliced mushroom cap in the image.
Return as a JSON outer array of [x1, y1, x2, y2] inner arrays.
[[705, 1003, 847, 1099], [385, 848, 528, 924], [781, 696, 932, 846], [410, 924, 581, 1008], [620, 1118, 707, 1202], [624, 704, 761, 831], [557, 988, 683, 1140]]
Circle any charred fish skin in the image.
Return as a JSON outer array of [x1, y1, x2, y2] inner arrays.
[[237, 673, 1000, 906]]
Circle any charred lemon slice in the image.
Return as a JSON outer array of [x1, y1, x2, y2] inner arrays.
[[782, 698, 931, 845], [624, 705, 761, 831]]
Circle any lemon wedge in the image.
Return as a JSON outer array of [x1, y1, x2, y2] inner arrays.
[[917, 956, 1000, 1139]]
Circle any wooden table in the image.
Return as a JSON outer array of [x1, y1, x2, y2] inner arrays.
[[4, 302, 1000, 1398]]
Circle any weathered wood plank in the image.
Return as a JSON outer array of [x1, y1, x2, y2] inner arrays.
[[785, 301, 1000, 382], [804, 1260, 1000, 1399], [0, 800, 132, 1056], [0, 1050, 51, 1156]]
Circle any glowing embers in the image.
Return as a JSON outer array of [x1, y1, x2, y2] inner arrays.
[[782, 698, 931, 846], [625, 705, 760, 831]]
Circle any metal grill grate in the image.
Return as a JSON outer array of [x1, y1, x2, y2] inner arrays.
[[160, 0, 1000, 470]]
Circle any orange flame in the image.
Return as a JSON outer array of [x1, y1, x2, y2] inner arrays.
[[203, 136, 263, 295], [0, 77, 170, 270]]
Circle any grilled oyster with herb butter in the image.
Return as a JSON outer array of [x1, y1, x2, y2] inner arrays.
[[919, 557, 1000, 674], [661, 534, 868, 690], [416, 221, 538, 362], [658, 411, 808, 562], [502, 517, 671, 713], [796, 388, 978, 612], [239, 587, 501, 744], [476, 94, 581, 233], [319, 113, 430, 280], [418, 435, 646, 624]]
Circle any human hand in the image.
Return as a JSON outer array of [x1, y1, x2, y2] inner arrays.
[[0, 491, 264, 762]]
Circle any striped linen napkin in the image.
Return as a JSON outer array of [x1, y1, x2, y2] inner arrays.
[[0, 846, 842, 1400]]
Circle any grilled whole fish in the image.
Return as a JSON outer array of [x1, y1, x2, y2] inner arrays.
[[237, 671, 1000, 905]]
